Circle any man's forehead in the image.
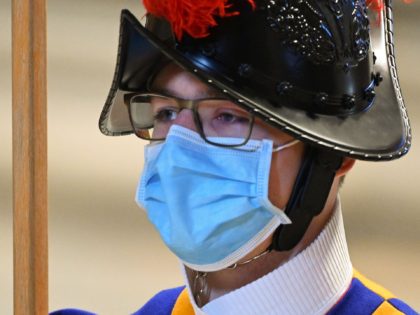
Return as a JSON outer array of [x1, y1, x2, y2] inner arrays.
[[150, 62, 225, 99]]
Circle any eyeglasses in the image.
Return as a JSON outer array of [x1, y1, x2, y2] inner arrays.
[[126, 93, 255, 147]]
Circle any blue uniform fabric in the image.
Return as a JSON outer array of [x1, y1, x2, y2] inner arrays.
[[132, 286, 185, 315], [50, 309, 96, 315], [49, 287, 184, 315]]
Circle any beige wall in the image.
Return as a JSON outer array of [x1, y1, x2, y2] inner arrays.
[[1, 1, 419, 314]]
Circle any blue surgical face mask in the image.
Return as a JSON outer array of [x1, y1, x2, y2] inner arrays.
[[136, 125, 297, 272]]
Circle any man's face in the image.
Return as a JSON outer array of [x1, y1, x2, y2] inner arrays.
[[151, 63, 305, 210]]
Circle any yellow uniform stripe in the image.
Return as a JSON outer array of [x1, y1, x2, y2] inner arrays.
[[372, 301, 406, 315], [172, 288, 195, 315]]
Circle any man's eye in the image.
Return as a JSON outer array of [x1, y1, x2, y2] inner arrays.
[[154, 108, 178, 123], [216, 112, 249, 124]]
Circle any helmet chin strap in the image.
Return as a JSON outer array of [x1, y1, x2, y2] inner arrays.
[[270, 146, 343, 251]]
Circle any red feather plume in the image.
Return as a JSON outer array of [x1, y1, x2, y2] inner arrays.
[[366, 0, 411, 22], [366, 0, 384, 22], [143, 0, 411, 40], [366, 0, 384, 13], [143, 0, 255, 40]]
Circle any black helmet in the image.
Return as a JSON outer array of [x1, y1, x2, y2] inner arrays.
[[99, 0, 411, 250], [99, 0, 410, 161]]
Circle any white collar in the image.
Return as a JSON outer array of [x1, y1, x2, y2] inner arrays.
[[182, 198, 353, 315]]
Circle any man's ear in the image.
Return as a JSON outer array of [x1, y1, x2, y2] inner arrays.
[[336, 158, 355, 177]]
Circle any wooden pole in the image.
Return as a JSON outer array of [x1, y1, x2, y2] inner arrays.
[[12, 0, 48, 314]]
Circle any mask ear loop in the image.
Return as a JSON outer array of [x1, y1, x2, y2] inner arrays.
[[272, 139, 300, 152]]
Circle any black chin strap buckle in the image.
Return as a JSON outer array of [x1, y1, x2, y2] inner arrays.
[[270, 147, 343, 252]]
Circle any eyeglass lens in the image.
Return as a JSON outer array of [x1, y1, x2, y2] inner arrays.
[[129, 94, 253, 146]]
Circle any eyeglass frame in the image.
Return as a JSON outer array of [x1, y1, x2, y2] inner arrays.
[[124, 92, 256, 148]]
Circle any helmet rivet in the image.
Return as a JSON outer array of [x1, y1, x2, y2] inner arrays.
[[238, 63, 253, 78], [343, 94, 356, 109], [315, 92, 328, 106], [365, 88, 376, 102], [276, 81, 293, 95], [201, 43, 216, 57], [342, 62, 351, 73]]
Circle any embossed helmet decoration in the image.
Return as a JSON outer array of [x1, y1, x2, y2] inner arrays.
[[99, 0, 411, 250]]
